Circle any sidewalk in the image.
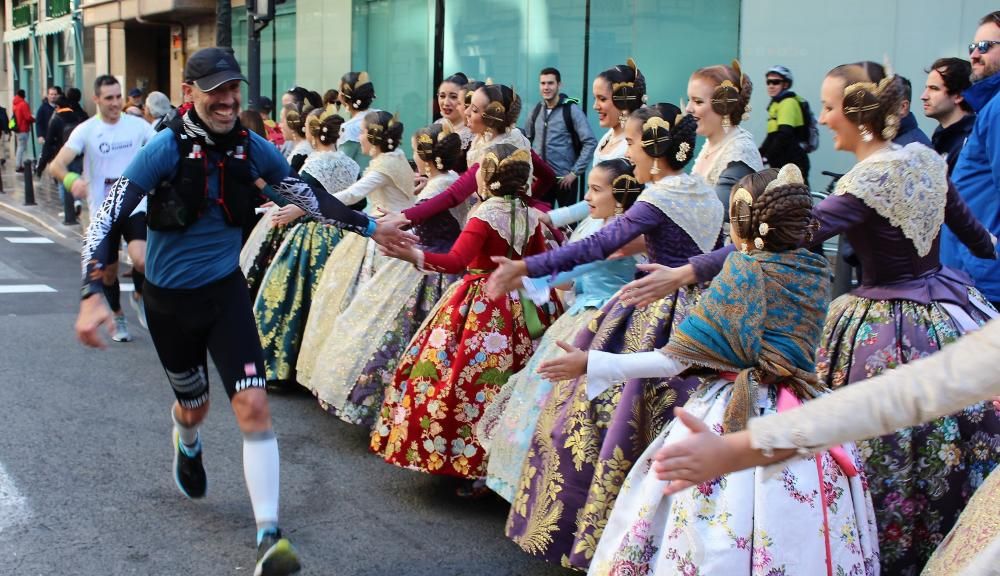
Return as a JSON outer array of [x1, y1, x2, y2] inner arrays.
[[0, 149, 84, 251]]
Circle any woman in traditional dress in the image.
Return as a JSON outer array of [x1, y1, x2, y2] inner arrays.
[[486, 103, 723, 571], [253, 110, 360, 384], [618, 62, 999, 574], [640, 317, 1000, 576], [370, 143, 557, 495], [308, 123, 464, 427], [541, 59, 647, 231], [541, 165, 879, 576], [376, 83, 557, 233], [478, 158, 641, 503], [241, 102, 315, 300], [296, 111, 415, 389], [337, 72, 379, 173]]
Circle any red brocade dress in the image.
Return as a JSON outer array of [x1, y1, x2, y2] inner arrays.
[[371, 199, 558, 478]]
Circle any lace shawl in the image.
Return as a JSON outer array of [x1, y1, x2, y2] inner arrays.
[[300, 151, 360, 195], [418, 171, 465, 223], [287, 139, 314, 165], [834, 143, 947, 257], [435, 117, 475, 150], [692, 126, 764, 185], [469, 196, 540, 255], [636, 173, 724, 254], [366, 148, 416, 199], [466, 128, 533, 179]]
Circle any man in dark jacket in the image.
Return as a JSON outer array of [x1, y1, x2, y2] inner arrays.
[[35, 89, 88, 214], [892, 77, 933, 148], [921, 57, 975, 176], [35, 86, 62, 145]]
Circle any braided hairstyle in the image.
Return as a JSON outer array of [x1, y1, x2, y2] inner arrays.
[[323, 89, 340, 108], [597, 58, 647, 115], [478, 84, 522, 134], [596, 158, 643, 211], [364, 110, 404, 153], [629, 103, 698, 171], [463, 80, 485, 107], [479, 143, 532, 198], [730, 165, 816, 252], [827, 61, 906, 141], [307, 110, 345, 147], [340, 71, 377, 111], [282, 103, 307, 137], [692, 60, 754, 127], [414, 123, 463, 173]]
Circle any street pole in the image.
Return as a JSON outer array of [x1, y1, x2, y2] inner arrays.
[[216, 0, 232, 53], [246, 15, 270, 113]]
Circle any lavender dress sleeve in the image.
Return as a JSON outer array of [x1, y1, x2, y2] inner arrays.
[[690, 194, 872, 282], [524, 202, 661, 277]]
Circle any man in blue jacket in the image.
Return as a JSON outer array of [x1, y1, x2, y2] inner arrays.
[[942, 11, 1000, 308]]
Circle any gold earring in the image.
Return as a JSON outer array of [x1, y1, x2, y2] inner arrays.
[[614, 203, 624, 216], [618, 110, 628, 128], [721, 115, 732, 134], [859, 124, 873, 142], [650, 158, 660, 176]]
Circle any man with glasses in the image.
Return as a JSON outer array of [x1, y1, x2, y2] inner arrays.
[[942, 11, 1000, 310], [758, 65, 811, 187]]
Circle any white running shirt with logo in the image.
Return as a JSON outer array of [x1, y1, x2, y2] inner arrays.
[[64, 114, 155, 215]]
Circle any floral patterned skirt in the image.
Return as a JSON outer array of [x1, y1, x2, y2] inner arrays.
[[369, 274, 554, 479], [505, 287, 705, 572], [479, 307, 599, 503], [309, 257, 457, 428], [296, 233, 379, 388], [241, 208, 299, 302], [253, 221, 343, 383], [589, 380, 880, 576], [817, 289, 999, 575]]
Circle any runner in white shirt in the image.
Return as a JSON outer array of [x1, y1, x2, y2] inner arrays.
[[49, 75, 155, 342]]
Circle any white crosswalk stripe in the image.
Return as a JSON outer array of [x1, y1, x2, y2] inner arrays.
[[0, 284, 57, 294], [5, 237, 55, 244]]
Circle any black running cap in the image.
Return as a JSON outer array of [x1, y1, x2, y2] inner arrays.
[[184, 48, 246, 92]]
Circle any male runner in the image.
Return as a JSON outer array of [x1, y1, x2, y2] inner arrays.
[[74, 48, 413, 576], [50, 75, 155, 340]]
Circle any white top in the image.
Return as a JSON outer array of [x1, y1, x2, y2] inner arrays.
[[338, 109, 381, 146], [586, 350, 688, 400], [64, 114, 155, 213]]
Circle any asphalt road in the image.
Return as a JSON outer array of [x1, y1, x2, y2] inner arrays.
[[0, 213, 574, 576]]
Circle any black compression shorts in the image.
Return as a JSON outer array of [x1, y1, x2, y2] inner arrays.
[[143, 269, 266, 408]]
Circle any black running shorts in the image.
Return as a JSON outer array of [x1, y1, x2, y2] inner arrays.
[[143, 269, 267, 408]]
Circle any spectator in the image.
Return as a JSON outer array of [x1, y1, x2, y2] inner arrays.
[[524, 66, 597, 208], [891, 76, 933, 147], [240, 109, 268, 139], [942, 10, 1000, 309], [758, 65, 811, 186], [11, 89, 34, 172], [257, 96, 284, 148], [125, 88, 144, 115], [36, 89, 89, 214], [143, 91, 176, 131], [35, 86, 61, 144], [921, 58, 975, 176]]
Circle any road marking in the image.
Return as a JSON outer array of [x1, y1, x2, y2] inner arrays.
[[0, 226, 28, 232], [5, 236, 54, 244], [0, 284, 57, 293], [0, 461, 30, 535], [121, 283, 134, 292]]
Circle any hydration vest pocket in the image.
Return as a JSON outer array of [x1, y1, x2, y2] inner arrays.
[[147, 156, 208, 231], [217, 155, 257, 228]]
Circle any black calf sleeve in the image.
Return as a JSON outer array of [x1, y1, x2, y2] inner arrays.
[[132, 270, 144, 296], [103, 279, 122, 313]]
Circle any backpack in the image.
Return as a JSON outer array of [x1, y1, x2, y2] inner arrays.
[[527, 97, 583, 156], [796, 97, 819, 153], [60, 110, 84, 144]]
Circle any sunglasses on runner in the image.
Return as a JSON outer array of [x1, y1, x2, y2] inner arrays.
[[766, 79, 785, 86], [968, 40, 1000, 55]]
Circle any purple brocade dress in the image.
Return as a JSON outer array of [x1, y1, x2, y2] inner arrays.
[[505, 198, 717, 572]]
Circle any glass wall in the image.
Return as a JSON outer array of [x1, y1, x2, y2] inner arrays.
[[351, 0, 434, 156], [232, 1, 297, 115]]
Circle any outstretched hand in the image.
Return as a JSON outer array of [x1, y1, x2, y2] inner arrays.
[[652, 407, 750, 496], [536, 341, 588, 382], [371, 214, 419, 249], [76, 296, 115, 349], [485, 256, 528, 301], [619, 263, 696, 307]]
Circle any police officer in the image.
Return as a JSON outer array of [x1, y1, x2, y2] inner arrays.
[[74, 48, 412, 576]]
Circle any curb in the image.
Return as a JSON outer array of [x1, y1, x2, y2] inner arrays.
[[0, 196, 84, 252]]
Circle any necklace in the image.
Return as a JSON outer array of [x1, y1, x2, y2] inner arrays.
[[599, 130, 625, 153]]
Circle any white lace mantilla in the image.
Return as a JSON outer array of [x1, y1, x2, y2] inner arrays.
[[435, 117, 475, 150], [287, 139, 314, 164], [692, 126, 764, 185], [418, 171, 466, 223], [835, 143, 947, 257], [466, 128, 533, 181], [469, 196, 540, 255], [367, 148, 416, 199], [301, 151, 360, 196], [637, 173, 724, 254]]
